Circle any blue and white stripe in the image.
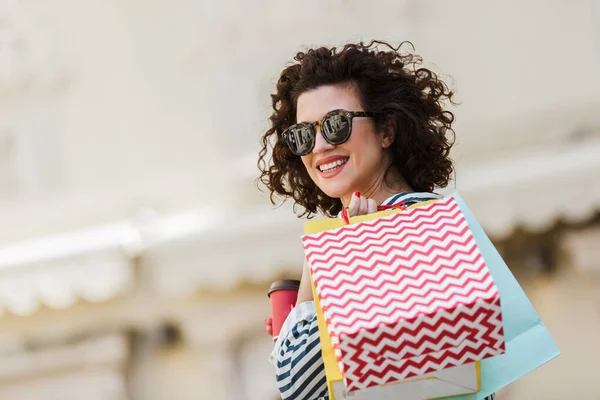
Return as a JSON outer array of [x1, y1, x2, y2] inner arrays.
[[269, 192, 496, 400]]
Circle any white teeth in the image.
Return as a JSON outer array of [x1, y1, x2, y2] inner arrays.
[[319, 158, 348, 172]]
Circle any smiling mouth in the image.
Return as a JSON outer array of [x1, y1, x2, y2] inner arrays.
[[318, 157, 349, 173]]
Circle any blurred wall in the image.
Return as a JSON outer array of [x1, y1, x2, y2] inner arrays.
[[0, 1, 599, 399]]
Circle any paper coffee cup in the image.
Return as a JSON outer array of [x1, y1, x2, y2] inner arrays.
[[268, 279, 301, 341]]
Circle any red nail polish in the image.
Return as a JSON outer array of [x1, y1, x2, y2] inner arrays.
[[354, 191, 361, 197]]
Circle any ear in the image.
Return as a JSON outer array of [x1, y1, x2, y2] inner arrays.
[[380, 120, 396, 149]]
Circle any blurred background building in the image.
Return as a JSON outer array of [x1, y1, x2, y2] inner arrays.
[[0, 0, 599, 399]]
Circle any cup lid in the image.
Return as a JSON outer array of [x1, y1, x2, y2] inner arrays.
[[268, 279, 301, 297]]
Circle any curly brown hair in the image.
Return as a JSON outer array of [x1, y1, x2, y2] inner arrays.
[[258, 40, 456, 218]]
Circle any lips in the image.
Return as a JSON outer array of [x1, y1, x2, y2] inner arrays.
[[316, 155, 349, 171], [318, 157, 349, 173], [315, 155, 349, 179]]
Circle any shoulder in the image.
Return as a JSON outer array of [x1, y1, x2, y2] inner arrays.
[[382, 191, 443, 206]]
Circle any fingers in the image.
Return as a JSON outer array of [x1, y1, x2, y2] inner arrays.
[[367, 198, 377, 214], [347, 191, 360, 217], [348, 191, 377, 217], [358, 196, 368, 215], [264, 317, 273, 336]]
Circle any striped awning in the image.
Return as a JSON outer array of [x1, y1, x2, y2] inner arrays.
[[0, 223, 137, 316], [450, 136, 600, 238]]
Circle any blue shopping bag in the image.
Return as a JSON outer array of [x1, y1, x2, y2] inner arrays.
[[450, 192, 560, 399]]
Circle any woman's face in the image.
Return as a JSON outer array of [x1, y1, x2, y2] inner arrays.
[[296, 84, 392, 202]]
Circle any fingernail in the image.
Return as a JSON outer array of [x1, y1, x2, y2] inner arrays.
[[354, 191, 360, 197]]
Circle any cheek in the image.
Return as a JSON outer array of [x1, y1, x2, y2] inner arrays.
[[346, 131, 383, 164], [301, 155, 314, 173]]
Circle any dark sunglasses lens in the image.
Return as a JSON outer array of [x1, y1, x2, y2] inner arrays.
[[322, 113, 351, 144], [284, 124, 315, 155]]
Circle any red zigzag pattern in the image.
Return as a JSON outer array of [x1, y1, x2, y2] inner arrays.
[[302, 197, 506, 392]]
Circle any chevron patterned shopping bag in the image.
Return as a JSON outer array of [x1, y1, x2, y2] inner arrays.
[[303, 193, 560, 400], [302, 196, 506, 398]]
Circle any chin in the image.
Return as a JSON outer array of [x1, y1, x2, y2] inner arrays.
[[317, 181, 353, 200]]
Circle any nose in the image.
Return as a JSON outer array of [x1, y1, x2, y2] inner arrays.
[[312, 125, 335, 154]]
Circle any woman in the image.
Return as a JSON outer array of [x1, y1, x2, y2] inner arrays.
[[258, 41, 495, 400]]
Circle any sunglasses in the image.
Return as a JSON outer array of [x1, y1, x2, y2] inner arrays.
[[281, 109, 379, 156]]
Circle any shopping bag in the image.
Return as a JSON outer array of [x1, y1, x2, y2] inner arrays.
[[304, 193, 560, 399], [304, 196, 504, 398], [448, 193, 560, 399]]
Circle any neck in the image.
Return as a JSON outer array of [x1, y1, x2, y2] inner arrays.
[[340, 167, 413, 207]]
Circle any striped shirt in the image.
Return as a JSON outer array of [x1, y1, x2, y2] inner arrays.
[[269, 192, 497, 400]]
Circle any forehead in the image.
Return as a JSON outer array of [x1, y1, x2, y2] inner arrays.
[[296, 84, 363, 123]]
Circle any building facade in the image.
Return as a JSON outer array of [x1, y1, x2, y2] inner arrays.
[[0, 0, 599, 399]]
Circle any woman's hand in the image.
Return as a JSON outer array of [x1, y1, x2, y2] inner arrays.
[[264, 317, 273, 336], [347, 191, 377, 216]]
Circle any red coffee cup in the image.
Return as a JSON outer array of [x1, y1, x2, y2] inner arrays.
[[268, 279, 301, 341]]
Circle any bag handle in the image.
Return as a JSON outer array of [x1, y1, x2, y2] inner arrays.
[[340, 202, 407, 225]]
